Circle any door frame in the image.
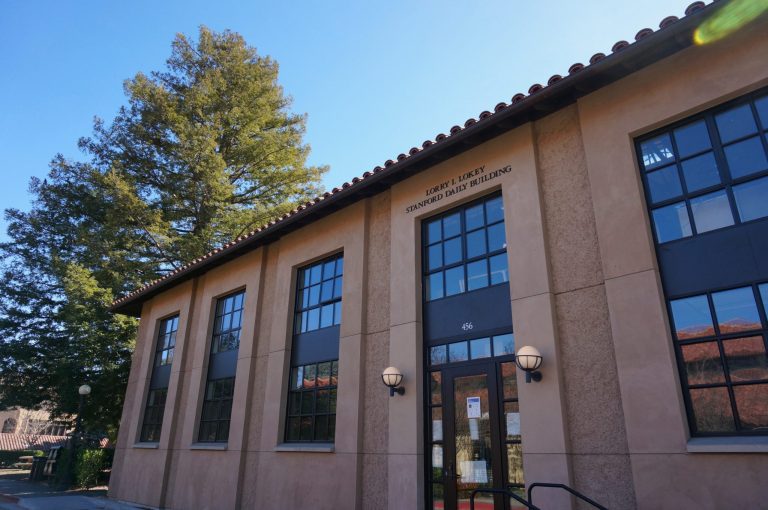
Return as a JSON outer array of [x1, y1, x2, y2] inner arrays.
[[436, 360, 507, 510]]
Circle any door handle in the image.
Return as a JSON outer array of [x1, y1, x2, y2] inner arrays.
[[445, 462, 462, 481]]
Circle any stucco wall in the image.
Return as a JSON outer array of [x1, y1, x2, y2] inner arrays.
[[533, 105, 636, 509]]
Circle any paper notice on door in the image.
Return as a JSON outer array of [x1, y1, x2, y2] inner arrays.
[[466, 396, 481, 418], [506, 412, 520, 436], [460, 460, 489, 484]]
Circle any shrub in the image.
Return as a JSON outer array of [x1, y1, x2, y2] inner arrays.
[[75, 449, 108, 489]]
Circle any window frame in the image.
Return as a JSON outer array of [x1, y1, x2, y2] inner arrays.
[[421, 192, 509, 303], [196, 289, 246, 444], [635, 87, 768, 437], [283, 253, 344, 444], [293, 254, 344, 334], [139, 314, 179, 443], [667, 282, 768, 436], [284, 360, 339, 443], [636, 88, 768, 245]]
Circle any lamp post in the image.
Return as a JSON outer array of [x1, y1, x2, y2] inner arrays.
[[74, 384, 91, 438], [63, 384, 91, 488]]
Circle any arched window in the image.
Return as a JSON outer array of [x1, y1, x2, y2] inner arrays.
[[2, 418, 17, 433]]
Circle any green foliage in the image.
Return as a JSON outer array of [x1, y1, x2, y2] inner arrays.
[[0, 26, 326, 436], [75, 448, 111, 489], [0, 450, 44, 468]]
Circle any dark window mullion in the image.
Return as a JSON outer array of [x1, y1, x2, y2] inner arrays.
[[706, 115, 736, 189], [730, 167, 768, 186], [667, 130, 691, 196]]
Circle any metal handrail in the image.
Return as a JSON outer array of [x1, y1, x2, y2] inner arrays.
[[469, 487, 541, 510], [527, 482, 608, 510]]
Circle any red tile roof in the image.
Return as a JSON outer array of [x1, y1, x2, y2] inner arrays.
[[112, 0, 734, 316], [0, 433, 68, 452]]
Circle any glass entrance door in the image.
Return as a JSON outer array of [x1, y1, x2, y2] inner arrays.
[[429, 361, 524, 510]]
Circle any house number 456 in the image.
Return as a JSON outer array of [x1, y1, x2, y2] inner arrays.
[[461, 322, 474, 331]]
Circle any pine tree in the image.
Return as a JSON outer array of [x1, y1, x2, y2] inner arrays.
[[0, 27, 327, 436]]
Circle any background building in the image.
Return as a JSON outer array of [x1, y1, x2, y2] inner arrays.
[[108, 2, 768, 508]]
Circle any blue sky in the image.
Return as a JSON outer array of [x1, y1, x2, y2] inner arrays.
[[0, 0, 696, 240]]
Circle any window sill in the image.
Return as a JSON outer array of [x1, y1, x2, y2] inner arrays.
[[190, 442, 228, 451], [686, 436, 768, 453], [132, 442, 159, 449], [274, 443, 334, 453]]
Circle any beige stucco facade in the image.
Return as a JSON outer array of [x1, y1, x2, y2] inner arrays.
[[109, 16, 768, 510]]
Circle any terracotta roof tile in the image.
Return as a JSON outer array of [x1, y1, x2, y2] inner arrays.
[[660, 15, 680, 28], [547, 74, 563, 85], [528, 83, 543, 94], [635, 28, 655, 40], [686, 1, 706, 15], [112, 0, 727, 311], [611, 40, 630, 52], [0, 433, 68, 452], [589, 52, 606, 64]]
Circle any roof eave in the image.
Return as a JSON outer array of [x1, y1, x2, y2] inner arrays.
[[111, 1, 722, 317]]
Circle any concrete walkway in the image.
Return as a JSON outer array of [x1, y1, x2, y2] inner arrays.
[[0, 470, 148, 510]]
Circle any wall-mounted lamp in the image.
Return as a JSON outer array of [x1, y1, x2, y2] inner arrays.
[[515, 346, 543, 383], [382, 366, 405, 396]]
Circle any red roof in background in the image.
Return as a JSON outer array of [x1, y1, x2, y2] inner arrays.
[[0, 433, 68, 452], [112, 0, 746, 316]]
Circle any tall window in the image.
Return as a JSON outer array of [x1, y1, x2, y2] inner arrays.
[[423, 194, 509, 301], [637, 88, 768, 437], [198, 291, 244, 443], [140, 315, 178, 442], [285, 254, 343, 443]]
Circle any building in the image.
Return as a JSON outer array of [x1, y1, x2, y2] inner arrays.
[[107, 2, 768, 509], [0, 409, 70, 452]]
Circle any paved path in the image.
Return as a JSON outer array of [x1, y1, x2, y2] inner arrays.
[[0, 470, 147, 510]]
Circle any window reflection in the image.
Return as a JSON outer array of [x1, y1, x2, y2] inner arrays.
[[670, 295, 714, 339], [680, 342, 725, 385], [690, 190, 734, 233], [674, 121, 711, 157], [647, 165, 683, 203], [652, 202, 692, 242], [715, 104, 758, 143], [733, 176, 768, 222], [724, 136, 768, 179], [711, 287, 761, 333], [723, 336, 768, 382], [690, 387, 736, 433], [733, 384, 768, 430], [641, 134, 675, 170], [681, 152, 720, 192]]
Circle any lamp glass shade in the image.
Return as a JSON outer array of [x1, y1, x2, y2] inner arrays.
[[515, 346, 543, 371], [382, 366, 403, 388], [78, 384, 92, 396]]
